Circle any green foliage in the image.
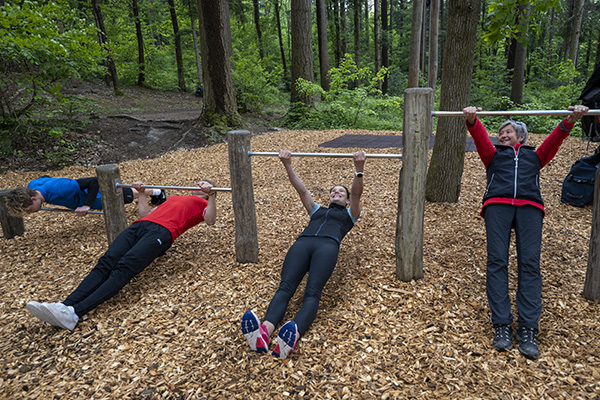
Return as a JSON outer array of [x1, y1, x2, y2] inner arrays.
[[286, 55, 401, 130], [0, 0, 104, 121], [232, 51, 282, 113], [483, 0, 560, 43]]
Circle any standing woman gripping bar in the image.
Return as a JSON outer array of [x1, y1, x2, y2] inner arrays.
[[463, 105, 589, 359], [241, 149, 366, 359]]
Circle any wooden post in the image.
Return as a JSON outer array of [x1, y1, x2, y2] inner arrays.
[[396, 88, 433, 281], [228, 130, 259, 263], [584, 167, 600, 300], [96, 165, 128, 245], [0, 189, 25, 239]]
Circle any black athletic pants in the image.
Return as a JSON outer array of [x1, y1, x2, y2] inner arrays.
[[63, 221, 172, 317]]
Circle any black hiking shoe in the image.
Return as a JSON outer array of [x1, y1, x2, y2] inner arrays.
[[516, 326, 539, 360], [492, 324, 513, 351], [150, 190, 167, 206]]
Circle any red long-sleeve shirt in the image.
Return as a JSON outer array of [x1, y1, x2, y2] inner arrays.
[[466, 117, 575, 215]]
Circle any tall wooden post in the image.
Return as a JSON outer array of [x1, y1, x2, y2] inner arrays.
[[228, 130, 259, 263], [584, 167, 600, 300], [396, 88, 433, 281], [0, 189, 25, 239], [96, 165, 128, 245]]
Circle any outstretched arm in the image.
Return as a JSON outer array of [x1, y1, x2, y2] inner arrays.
[[279, 149, 315, 214], [75, 177, 99, 216], [197, 181, 217, 226], [349, 151, 366, 219], [132, 182, 153, 218]]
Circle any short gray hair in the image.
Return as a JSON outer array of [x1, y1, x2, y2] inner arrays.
[[499, 120, 528, 144]]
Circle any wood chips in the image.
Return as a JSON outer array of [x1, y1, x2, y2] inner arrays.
[[1, 128, 599, 399]]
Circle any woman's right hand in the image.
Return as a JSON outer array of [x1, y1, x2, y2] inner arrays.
[[463, 106, 481, 125], [279, 149, 292, 166]]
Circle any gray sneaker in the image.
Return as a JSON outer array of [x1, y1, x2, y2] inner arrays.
[[492, 324, 513, 351], [516, 326, 539, 360], [27, 301, 78, 330]]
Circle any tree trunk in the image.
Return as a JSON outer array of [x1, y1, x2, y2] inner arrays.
[[340, 0, 347, 56], [333, 0, 341, 66], [253, 0, 264, 59], [408, 0, 424, 87], [132, 0, 145, 86], [374, 0, 381, 74], [316, 0, 330, 91], [168, 0, 186, 91], [354, 0, 360, 73], [425, 0, 480, 203], [566, 0, 584, 67], [188, 0, 203, 86], [91, 0, 121, 95], [428, 0, 440, 90], [510, 4, 530, 105], [274, 0, 288, 78], [196, 0, 240, 129], [596, 29, 600, 66], [381, 0, 389, 93], [290, 0, 314, 105]]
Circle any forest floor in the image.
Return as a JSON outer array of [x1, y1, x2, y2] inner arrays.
[[1, 83, 600, 399], [1, 80, 284, 173]]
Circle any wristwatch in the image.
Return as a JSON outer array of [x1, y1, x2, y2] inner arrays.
[[354, 170, 364, 178]]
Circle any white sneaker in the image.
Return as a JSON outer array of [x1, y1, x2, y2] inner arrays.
[[27, 301, 78, 330]]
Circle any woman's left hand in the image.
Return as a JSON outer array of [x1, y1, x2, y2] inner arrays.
[[353, 151, 366, 171], [566, 105, 589, 123]]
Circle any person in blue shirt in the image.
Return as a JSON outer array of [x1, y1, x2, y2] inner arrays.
[[241, 149, 366, 359], [5, 176, 166, 217]]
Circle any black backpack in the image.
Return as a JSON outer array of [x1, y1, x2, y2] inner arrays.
[[579, 63, 600, 142], [561, 149, 600, 207]]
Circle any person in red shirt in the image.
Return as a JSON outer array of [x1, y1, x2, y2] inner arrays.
[[464, 105, 589, 359], [25, 180, 217, 331]]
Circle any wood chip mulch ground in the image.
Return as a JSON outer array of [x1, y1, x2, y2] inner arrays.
[[1, 128, 599, 400]]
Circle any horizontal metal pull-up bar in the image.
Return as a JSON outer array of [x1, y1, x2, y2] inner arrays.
[[432, 109, 600, 117], [116, 183, 232, 192], [41, 207, 104, 215], [248, 151, 403, 159]]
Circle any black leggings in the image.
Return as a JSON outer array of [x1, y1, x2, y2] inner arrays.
[[264, 236, 340, 335], [63, 221, 172, 316]]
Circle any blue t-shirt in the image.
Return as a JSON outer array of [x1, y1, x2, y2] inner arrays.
[[28, 177, 103, 210]]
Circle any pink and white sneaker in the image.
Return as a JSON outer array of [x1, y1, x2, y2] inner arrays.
[[241, 310, 269, 353], [272, 320, 298, 359]]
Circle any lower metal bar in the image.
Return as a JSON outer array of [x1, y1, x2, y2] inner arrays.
[[432, 109, 600, 117], [116, 183, 232, 192], [40, 207, 103, 215], [248, 151, 402, 159]]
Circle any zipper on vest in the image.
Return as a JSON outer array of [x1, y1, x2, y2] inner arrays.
[[513, 149, 519, 198], [314, 208, 330, 236]]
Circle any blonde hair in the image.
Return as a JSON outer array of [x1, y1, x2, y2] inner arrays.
[[5, 187, 38, 217]]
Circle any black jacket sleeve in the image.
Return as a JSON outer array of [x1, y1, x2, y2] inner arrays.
[[76, 177, 100, 208]]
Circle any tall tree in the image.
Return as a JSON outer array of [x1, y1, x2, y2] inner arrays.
[[168, 0, 186, 91], [316, 0, 330, 90], [253, 0, 264, 59], [425, 0, 480, 203], [91, 0, 121, 95], [510, 3, 529, 105], [428, 0, 440, 89], [188, 0, 203, 87], [290, 0, 314, 105], [381, 0, 389, 93], [196, 0, 240, 128], [354, 0, 360, 71], [333, 0, 342, 66], [408, 0, 424, 87], [340, 0, 347, 56], [374, 0, 381, 74], [274, 0, 287, 77], [566, 0, 585, 68], [132, 0, 145, 86]]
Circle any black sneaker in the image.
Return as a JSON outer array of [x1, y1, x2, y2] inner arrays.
[[492, 324, 513, 351], [150, 190, 167, 206], [516, 326, 539, 360]]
